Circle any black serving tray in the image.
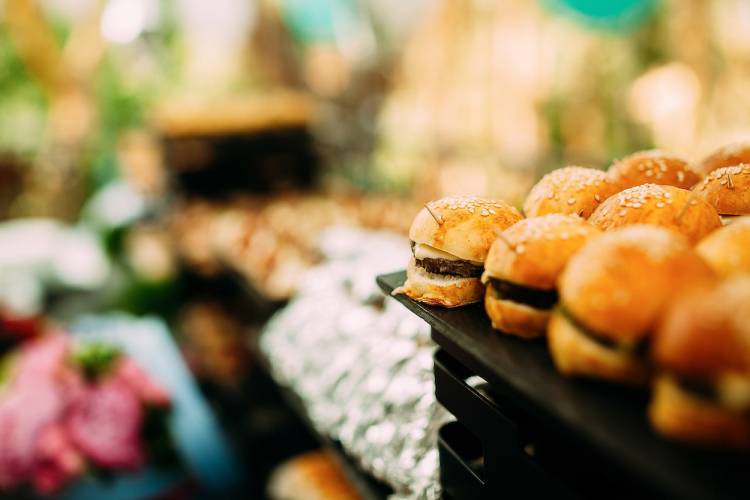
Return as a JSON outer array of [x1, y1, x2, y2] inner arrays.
[[377, 271, 749, 500]]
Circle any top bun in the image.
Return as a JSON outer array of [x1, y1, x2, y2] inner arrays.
[[589, 184, 721, 244], [607, 150, 700, 190], [696, 216, 750, 277], [409, 196, 523, 262], [484, 214, 601, 290], [559, 225, 715, 344], [653, 276, 750, 379], [692, 165, 750, 216], [697, 142, 750, 176], [523, 166, 620, 219]]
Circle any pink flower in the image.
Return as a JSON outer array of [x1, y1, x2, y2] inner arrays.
[[67, 379, 145, 470], [32, 423, 84, 493], [112, 357, 171, 408]]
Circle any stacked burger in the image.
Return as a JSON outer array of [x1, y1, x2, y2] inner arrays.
[[395, 142, 750, 448]]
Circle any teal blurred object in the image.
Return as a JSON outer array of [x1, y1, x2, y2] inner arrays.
[[280, 0, 361, 43], [542, 0, 658, 31]]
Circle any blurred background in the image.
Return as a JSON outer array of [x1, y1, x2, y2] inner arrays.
[[0, 0, 749, 498]]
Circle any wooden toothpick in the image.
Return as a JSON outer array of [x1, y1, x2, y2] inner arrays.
[[425, 204, 443, 225], [727, 174, 734, 190]]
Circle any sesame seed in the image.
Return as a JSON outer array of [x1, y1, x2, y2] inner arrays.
[[619, 210, 627, 217], [567, 197, 576, 205], [468, 208, 475, 213], [480, 209, 489, 216], [516, 244, 525, 254], [489, 209, 496, 214], [594, 194, 601, 202], [656, 202, 665, 208]]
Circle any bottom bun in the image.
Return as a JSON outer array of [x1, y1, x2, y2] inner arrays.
[[649, 375, 750, 448], [547, 309, 649, 386], [484, 287, 550, 339], [392, 258, 484, 307]]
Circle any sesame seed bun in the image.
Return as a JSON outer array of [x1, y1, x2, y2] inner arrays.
[[649, 276, 750, 447], [648, 375, 750, 448], [607, 150, 700, 190], [697, 142, 750, 176], [523, 167, 620, 219], [484, 214, 602, 289], [547, 309, 650, 385], [692, 165, 750, 216], [481, 215, 600, 338], [589, 184, 721, 244], [696, 216, 750, 277], [484, 291, 550, 339], [551, 225, 714, 385], [652, 276, 750, 381], [393, 257, 484, 307], [409, 196, 523, 263], [559, 225, 715, 345]]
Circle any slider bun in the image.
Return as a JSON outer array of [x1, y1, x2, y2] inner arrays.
[[409, 196, 522, 262], [697, 142, 750, 176], [692, 165, 750, 216], [484, 287, 550, 339], [649, 375, 750, 448], [393, 258, 484, 307], [607, 150, 700, 190], [547, 309, 649, 385], [589, 184, 721, 244], [484, 214, 601, 289], [652, 276, 750, 380], [523, 167, 620, 219], [696, 216, 750, 277], [559, 225, 715, 345]]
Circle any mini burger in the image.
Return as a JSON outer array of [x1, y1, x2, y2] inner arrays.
[[482, 214, 600, 339], [589, 184, 721, 244], [607, 150, 700, 190], [697, 142, 750, 176], [394, 196, 523, 307], [692, 164, 750, 224], [696, 216, 750, 277], [523, 166, 620, 219], [650, 276, 750, 448], [548, 225, 715, 385]]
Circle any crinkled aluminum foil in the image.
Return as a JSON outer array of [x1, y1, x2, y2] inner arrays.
[[260, 227, 448, 499]]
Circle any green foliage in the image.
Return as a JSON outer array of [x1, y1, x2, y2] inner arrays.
[[72, 342, 122, 381]]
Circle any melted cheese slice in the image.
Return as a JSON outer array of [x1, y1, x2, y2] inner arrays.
[[413, 243, 481, 264]]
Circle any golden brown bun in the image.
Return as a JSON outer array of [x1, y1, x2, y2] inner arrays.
[[649, 375, 750, 448], [523, 167, 620, 219], [559, 225, 715, 345], [484, 286, 550, 339], [483, 214, 601, 289], [692, 165, 750, 216], [607, 150, 700, 190], [696, 217, 750, 277], [409, 196, 522, 262], [393, 258, 484, 307], [697, 142, 750, 176], [589, 184, 721, 244], [653, 276, 750, 380], [547, 309, 649, 385]]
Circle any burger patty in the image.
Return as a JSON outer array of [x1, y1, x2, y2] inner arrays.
[[410, 241, 483, 278], [676, 376, 717, 402], [415, 257, 483, 278], [559, 306, 647, 355], [488, 277, 558, 310]]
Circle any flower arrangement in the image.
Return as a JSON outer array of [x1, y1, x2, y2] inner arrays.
[[0, 330, 175, 495]]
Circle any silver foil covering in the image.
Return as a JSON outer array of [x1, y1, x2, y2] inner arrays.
[[260, 227, 448, 499]]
